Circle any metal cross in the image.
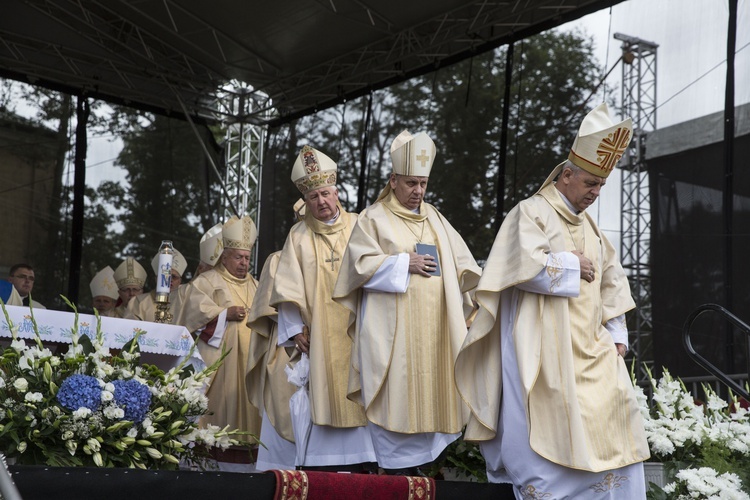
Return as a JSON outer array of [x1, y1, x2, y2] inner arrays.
[[325, 249, 340, 271]]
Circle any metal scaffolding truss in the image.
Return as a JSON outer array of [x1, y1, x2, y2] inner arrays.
[[211, 83, 268, 271], [0, 0, 624, 127], [615, 33, 658, 385]]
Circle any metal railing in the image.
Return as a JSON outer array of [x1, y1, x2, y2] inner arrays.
[[682, 303, 750, 401]]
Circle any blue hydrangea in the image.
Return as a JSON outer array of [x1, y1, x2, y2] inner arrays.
[[112, 379, 151, 423], [57, 374, 102, 412]]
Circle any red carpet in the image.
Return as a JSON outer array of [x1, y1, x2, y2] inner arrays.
[[271, 469, 436, 500]]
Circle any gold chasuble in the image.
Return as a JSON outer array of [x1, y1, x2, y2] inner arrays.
[[456, 182, 649, 472], [177, 264, 261, 438], [271, 206, 366, 428], [247, 252, 297, 442], [334, 192, 481, 434]]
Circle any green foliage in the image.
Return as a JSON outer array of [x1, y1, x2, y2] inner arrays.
[[0, 299, 249, 469], [424, 437, 487, 482], [268, 27, 603, 261]]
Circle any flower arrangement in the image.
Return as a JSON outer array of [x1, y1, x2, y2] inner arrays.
[[634, 366, 750, 499], [0, 300, 249, 469]]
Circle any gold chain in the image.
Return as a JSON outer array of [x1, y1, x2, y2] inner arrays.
[[319, 232, 344, 271], [402, 219, 426, 243], [565, 221, 585, 253]]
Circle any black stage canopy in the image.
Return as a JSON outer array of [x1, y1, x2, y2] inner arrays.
[[0, 0, 624, 126]]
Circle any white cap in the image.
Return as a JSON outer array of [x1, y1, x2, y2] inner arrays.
[[200, 223, 223, 266], [291, 145, 337, 195], [568, 102, 632, 178], [151, 248, 187, 276], [222, 215, 257, 251], [390, 130, 436, 177], [90, 266, 118, 299], [113, 257, 147, 289]]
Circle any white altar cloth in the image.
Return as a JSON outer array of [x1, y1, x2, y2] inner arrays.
[[0, 305, 202, 369]]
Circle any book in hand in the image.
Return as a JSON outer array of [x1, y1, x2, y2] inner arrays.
[[415, 243, 441, 276]]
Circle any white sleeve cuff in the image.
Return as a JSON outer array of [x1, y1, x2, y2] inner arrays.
[[363, 253, 410, 293], [277, 302, 304, 346], [606, 314, 629, 348], [515, 252, 580, 297], [206, 309, 228, 348]]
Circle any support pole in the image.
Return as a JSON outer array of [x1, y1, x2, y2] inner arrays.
[[66, 96, 89, 308], [357, 93, 374, 212], [723, 0, 737, 371], [495, 42, 514, 231]]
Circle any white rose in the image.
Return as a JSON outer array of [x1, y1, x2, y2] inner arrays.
[[104, 383, 115, 393], [73, 408, 92, 419], [101, 391, 114, 402], [0, 377, 5, 389], [24, 392, 43, 403], [13, 378, 29, 392]]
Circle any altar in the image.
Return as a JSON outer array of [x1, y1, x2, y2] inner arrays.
[[0, 305, 202, 371]]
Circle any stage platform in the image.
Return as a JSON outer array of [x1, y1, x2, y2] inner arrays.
[[9, 465, 515, 499]]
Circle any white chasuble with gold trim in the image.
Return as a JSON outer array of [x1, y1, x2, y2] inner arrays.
[[177, 265, 261, 439], [457, 182, 649, 472], [334, 192, 481, 435], [247, 251, 297, 443], [271, 207, 366, 429]]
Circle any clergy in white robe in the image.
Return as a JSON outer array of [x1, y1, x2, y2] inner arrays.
[[124, 248, 188, 324], [112, 257, 147, 319], [174, 215, 262, 448], [247, 251, 297, 471], [271, 146, 375, 470], [333, 131, 481, 473], [456, 103, 650, 499], [90, 266, 118, 317]]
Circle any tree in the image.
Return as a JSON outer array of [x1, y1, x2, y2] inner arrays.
[[103, 112, 224, 282], [267, 27, 603, 262]]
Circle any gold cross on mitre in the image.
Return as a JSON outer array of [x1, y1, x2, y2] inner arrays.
[[416, 149, 431, 167]]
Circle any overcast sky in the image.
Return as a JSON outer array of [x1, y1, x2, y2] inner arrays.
[[563, 0, 749, 246]]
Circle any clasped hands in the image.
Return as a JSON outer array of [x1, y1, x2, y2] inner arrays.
[[408, 252, 436, 277]]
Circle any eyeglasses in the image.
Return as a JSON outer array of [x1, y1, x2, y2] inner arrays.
[[11, 274, 35, 282]]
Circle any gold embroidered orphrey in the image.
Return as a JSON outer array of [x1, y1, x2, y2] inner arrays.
[[595, 127, 630, 173], [589, 472, 629, 493]]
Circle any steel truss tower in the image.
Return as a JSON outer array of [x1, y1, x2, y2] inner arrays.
[[615, 33, 658, 385], [212, 83, 271, 273]]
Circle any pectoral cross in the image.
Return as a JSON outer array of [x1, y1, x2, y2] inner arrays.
[[325, 249, 340, 271]]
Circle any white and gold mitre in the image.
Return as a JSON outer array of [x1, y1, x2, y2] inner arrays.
[[568, 103, 632, 178], [222, 215, 257, 251], [113, 257, 147, 289], [390, 130, 436, 177], [291, 145, 337, 195], [200, 223, 223, 266], [90, 266, 118, 299], [151, 248, 187, 276]]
